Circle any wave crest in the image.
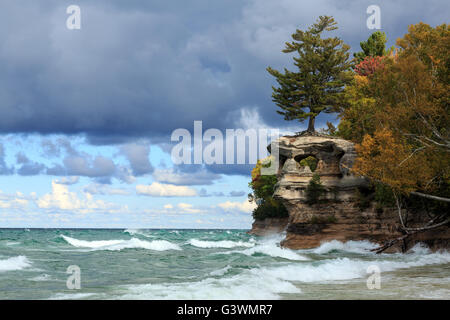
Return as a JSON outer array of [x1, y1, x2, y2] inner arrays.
[[61, 235, 181, 251], [188, 239, 254, 249], [312, 240, 378, 254], [0, 255, 31, 272]]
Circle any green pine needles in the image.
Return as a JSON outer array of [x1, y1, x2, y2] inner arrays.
[[267, 16, 353, 132], [305, 174, 326, 204]]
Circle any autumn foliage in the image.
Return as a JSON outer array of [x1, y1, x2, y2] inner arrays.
[[354, 56, 385, 76], [350, 23, 450, 199], [248, 158, 288, 220]]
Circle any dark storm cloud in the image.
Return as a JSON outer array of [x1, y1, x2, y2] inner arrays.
[[0, 0, 448, 144]]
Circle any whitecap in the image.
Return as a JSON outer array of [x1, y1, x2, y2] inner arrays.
[[61, 235, 181, 251], [0, 256, 32, 272], [254, 250, 450, 283], [235, 244, 309, 261], [50, 292, 96, 300], [188, 239, 254, 249], [5, 241, 20, 246], [312, 240, 378, 254], [223, 236, 309, 261], [120, 272, 300, 300], [116, 243, 450, 300]]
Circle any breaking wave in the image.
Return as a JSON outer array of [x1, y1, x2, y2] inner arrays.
[[120, 272, 301, 300], [312, 240, 379, 254], [235, 244, 309, 261], [61, 235, 181, 251], [118, 243, 450, 299], [223, 235, 308, 260], [0, 256, 32, 272], [188, 239, 255, 249]]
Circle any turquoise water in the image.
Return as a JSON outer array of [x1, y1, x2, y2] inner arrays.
[[0, 228, 449, 299]]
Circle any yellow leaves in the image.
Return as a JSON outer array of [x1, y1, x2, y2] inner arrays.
[[354, 129, 423, 193], [354, 75, 368, 86], [251, 156, 273, 182], [354, 125, 446, 194], [251, 160, 262, 182], [342, 22, 449, 196]]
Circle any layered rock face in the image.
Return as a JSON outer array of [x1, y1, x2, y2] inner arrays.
[[248, 217, 289, 236], [272, 134, 367, 203], [264, 134, 449, 252]]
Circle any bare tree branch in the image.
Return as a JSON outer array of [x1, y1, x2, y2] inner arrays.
[[410, 191, 450, 203], [397, 146, 425, 167]]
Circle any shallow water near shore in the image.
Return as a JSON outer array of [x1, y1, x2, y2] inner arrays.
[[0, 228, 449, 299]]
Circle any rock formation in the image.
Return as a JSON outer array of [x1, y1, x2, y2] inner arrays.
[[250, 133, 449, 252]]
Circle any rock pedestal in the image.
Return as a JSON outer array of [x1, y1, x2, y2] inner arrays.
[[262, 133, 449, 251]]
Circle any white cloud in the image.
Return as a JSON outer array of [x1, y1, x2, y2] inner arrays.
[[176, 203, 202, 214], [0, 190, 30, 210], [217, 200, 256, 213], [136, 182, 197, 197], [36, 181, 126, 214]]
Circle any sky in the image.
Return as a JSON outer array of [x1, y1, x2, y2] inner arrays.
[[0, 0, 448, 228]]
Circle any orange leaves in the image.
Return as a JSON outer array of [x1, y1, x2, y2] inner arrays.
[[354, 129, 427, 193], [354, 56, 385, 76]]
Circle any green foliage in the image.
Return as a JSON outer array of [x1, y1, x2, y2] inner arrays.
[[249, 159, 289, 220], [355, 183, 396, 211], [353, 31, 389, 63], [374, 183, 395, 207], [335, 75, 378, 143], [305, 174, 326, 204], [252, 201, 289, 221], [267, 16, 353, 132], [299, 156, 318, 172], [355, 186, 374, 211]]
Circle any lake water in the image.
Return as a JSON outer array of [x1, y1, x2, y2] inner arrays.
[[0, 228, 449, 299]]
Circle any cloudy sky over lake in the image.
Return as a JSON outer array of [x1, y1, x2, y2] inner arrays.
[[0, 0, 448, 228]]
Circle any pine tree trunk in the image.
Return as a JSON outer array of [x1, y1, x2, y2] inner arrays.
[[307, 116, 316, 132]]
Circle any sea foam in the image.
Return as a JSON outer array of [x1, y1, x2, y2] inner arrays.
[[118, 244, 450, 299], [120, 271, 301, 300], [223, 235, 309, 261], [312, 240, 379, 254], [61, 235, 181, 251], [255, 247, 450, 283], [0, 256, 31, 272], [188, 239, 255, 249], [236, 244, 309, 261]]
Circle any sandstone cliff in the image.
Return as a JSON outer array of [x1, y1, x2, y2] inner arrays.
[[250, 133, 449, 252]]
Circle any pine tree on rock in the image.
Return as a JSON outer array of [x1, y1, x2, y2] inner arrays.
[[267, 16, 353, 133]]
